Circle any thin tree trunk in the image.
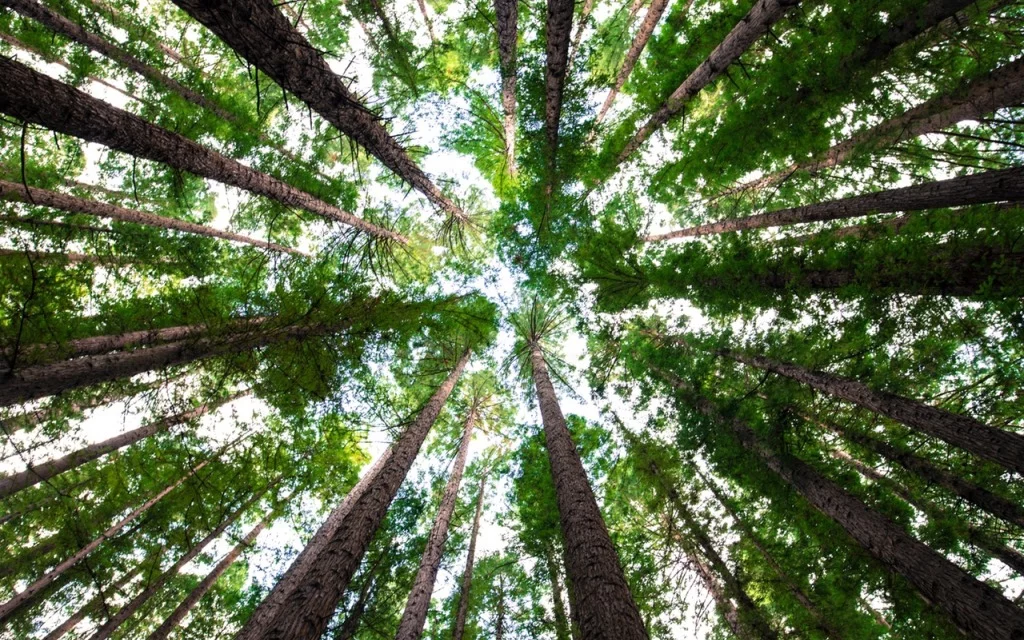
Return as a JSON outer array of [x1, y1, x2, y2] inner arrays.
[[718, 347, 1024, 476], [495, 574, 507, 640], [657, 370, 1024, 640], [0, 180, 305, 255], [0, 214, 118, 236], [494, 0, 518, 176], [691, 553, 746, 638], [0, 248, 128, 264], [147, 508, 277, 640], [0, 456, 212, 623], [415, 0, 436, 43], [452, 471, 487, 640], [333, 571, 377, 640], [593, 0, 677, 127], [717, 57, 1024, 197], [42, 556, 150, 640], [858, 596, 893, 631], [396, 401, 479, 640], [0, 381, 162, 435], [567, 0, 595, 67], [0, 57, 403, 243], [0, 390, 249, 499], [169, 0, 465, 222], [646, 166, 1024, 241], [529, 343, 648, 640], [832, 449, 1024, 575], [0, 537, 59, 579], [89, 482, 280, 640], [615, 0, 801, 167], [545, 545, 572, 640], [243, 350, 470, 640]]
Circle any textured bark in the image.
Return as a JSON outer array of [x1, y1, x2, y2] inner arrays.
[[545, 545, 572, 640], [530, 344, 648, 640], [452, 471, 487, 640], [494, 0, 518, 176], [245, 350, 470, 640], [148, 510, 275, 640], [646, 166, 1024, 241], [543, 0, 574, 160], [722, 349, 1024, 476], [42, 558, 148, 640], [660, 372, 1024, 640], [0, 180, 304, 255], [0, 57, 402, 242], [616, 0, 801, 166], [593, 0, 678, 127], [0, 457, 210, 623], [719, 57, 1024, 197], [819, 419, 1024, 528], [832, 449, 1024, 576], [0, 390, 248, 499], [169, 0, 464, 222], [236, 445, 394, 638], [396, 404, 478, 640], [89, 484, 278, 640]]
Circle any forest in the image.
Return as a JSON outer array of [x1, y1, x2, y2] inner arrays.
[[0, 0, 1022, 638]]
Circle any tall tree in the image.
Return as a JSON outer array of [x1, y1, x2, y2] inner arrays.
[[452, 469, 488, 640], [494, 0, 518, 176]]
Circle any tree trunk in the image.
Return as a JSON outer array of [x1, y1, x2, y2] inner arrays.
[[0, 390, 248, 499], [236, 445, 395, 638], [567, 0, 595, 67], [494, 0, 518, 176], [718, 57, 1024, 197], [169, 0, 465, 223], [89, 483, 279, 640], [593, 0, 677, 127], [545, 545, 572, 640], [0, 180, 305, 255], [659, 371, 1024, 640], [0, 56, 403, 243], [42, 556, 149, 640], [415, 0, 436, 43], [333, 571, 376, 640], [495, 574, 507, 640], [530, 343, 648, 640], [0, 381, 161, 436], [615, 0, 801, 166], [720, 348, 1024, 476], [646, 166, 1024, 241], [0, 248, 129, 264], [243, 350, 470, 640], [0, 537, 59, 579], [831, 449, 1024, 576], [0, 213, 119, 236], [0, 456, 211, 623], [691, 553, 746, 638], [147, 509, 276, 640], [452, 471, 487, 640], [543, 0, 574, 161], [396, 401, 479, 640]]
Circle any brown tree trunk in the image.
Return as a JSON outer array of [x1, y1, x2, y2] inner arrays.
[[452, 471, 488, 640], [0, 57, 404, 243], [567, 0, 595, 67], [415, 0, 437, 43], [646, 166, 1024, 241], [42, 556, 150, 640], [243, 350, 471, 640], [495, 574, 507, 640], [691, 553, 746, 638], [530, 343, 648, 640], [169, 0, 465, 223], [0, 180, 305, 255], [0, 390, 248, 499], [615, 0, 801, 166], [0, 213, 118, 236], [89, 483, 280, 640], [333, 571, 377, 640], [593, 0, 678, 127], [543, 0, 574, 162], [396, 401, 479, 640], [0, 456, 211, 623], [545, 545, 572, 640], [147, 509, 276, 640], [659, 371, 1024, 640], [718, 57, 1024, 197], [720, 348, 1024, 476], [494, 0, 518, 176], [0, 381, 161, 436]]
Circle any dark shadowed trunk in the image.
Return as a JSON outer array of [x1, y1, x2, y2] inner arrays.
[[543, 0, 574, 164], [452, 471, 488, 640], [545, 545, 572, 640]]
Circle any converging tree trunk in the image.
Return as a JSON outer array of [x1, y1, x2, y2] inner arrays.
[[543, 0, 574, 163], [42, 554, 151, 640], [452, 471, 488, 640], [169, 0, 465, 222], [0, 57, 403, 243], [0, 379, 167, 436], [544, 545, 572, 640], [494, 0, 518, 176], [567, 0, 595, 67], [646, 166, 1024, 241], [242, 350, 470, 640], [396, 400, 480, 640], [529, 343, 648, 640]]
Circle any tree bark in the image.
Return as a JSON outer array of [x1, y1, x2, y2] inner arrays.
[[720, 348, 1024, 476], [0, 56, 404, 243], [169, 0, 465, 222], [243, 350, 470, 640], [543, 0, 574, 161], [545, 544, 572, 640], [0, 456, 211, 623], [452, 471, 487, 640], [42, 556, 149, 640], [615, 0, 801, 166], [718, 57, 1024, 197], [0, 390, 248, 499], [530, 343, 648, 640], [659, 371, 1024, 640], [494, 0, 518, 177], [646, 166, 1024, 241], [396, 402, 479, 640], [0, 180, 305, 255]]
